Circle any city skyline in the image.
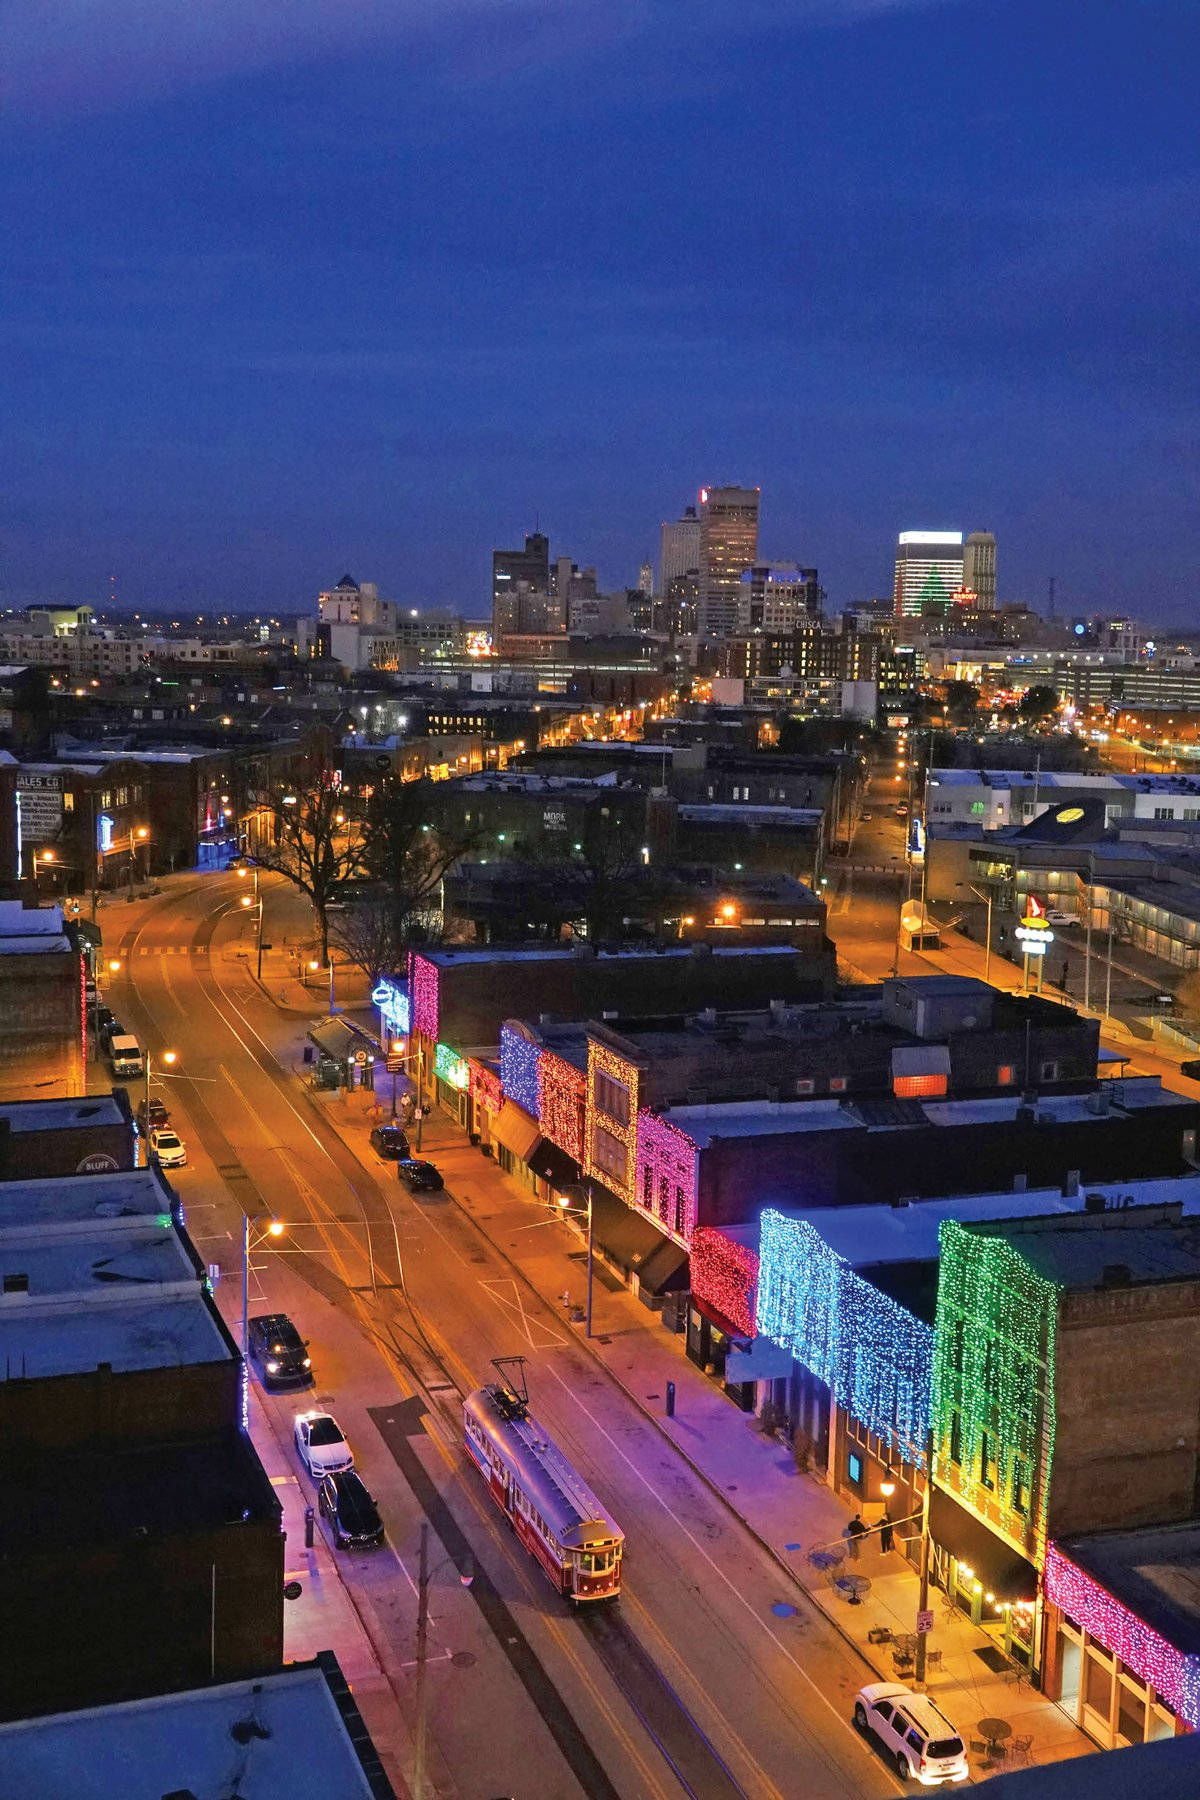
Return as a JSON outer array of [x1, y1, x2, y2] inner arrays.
[[1, 3, 1196, 618]]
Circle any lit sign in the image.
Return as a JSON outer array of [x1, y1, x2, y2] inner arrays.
[[1015, 925, 1055, 954], [98, 812, 114, 853], [372, 979, 410, 1036], [434, 1042, 470, 1090]]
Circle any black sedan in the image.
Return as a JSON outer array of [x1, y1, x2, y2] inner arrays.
[[319, 1470, 385, 1548], [396, 1158, 443, 1192], [369, 1124, 411, 1160]]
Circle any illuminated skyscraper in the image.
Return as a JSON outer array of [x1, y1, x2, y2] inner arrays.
[[700, 485, 760, 638], [659, 504, 701, 597], [962, 531, 997, 611], [893, 530, 963, 617]]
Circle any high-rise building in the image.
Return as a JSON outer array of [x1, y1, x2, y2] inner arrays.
[[638, 560, 654, 599], [492, 532, 552, 641], [962, 531, 997, 611], [659, 504, 701, 597], [893, 531, 963, 617], [736, 564, 822, 634], [700, 485, 760, 638]]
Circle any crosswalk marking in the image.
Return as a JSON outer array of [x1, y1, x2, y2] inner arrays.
[[132, 941, 209, 956]]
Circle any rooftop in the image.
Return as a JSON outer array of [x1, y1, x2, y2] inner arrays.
[[0, 901, 72, 955], [418, 943, 807, 969], [1055, 1520, 1200, 1657], [657, 1098, 857, 1147], [0, 1093, 128, 1136], [977, 1211, 1200, 1290], [676, 802, 824, 826], [0, 1661, 392, 1799], [0, 1167, 173, 1231]]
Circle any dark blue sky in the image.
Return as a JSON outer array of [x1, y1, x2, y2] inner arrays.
[[1, 1, 1196, 619]]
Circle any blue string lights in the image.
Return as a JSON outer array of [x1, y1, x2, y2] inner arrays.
[[755, 1210, 933, 1464], [500, 1023, 543, 1117]]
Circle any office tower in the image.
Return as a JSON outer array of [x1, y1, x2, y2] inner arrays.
[[665, 571, 700, 638], [962, 531, 997, 611], [736, 564, 822, 633], [638, 560, 654, 599], [492, 531, 551, 639], [659, 504, 701, 597], [700, 485, 760, 638], [893, 530, 963, 617]]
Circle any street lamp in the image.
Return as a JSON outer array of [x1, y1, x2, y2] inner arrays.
[[145, 1048, 178, 1135], [241, 1216, 286, 1359], [557, 1188, 595, 1338], [957, 882, 995, 985], [240, 882, 265, 980], [413, 1522, 474, 1800]]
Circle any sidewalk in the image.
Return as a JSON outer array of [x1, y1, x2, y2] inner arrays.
[[313, 1075, 1094, 1782]]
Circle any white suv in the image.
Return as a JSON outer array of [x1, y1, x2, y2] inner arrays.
[[854, 1683, 968, 1784]]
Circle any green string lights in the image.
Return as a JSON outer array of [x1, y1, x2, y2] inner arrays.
[[933, 1221, 1060, 1559]]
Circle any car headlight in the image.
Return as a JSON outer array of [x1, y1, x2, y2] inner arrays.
[[302, 1357, 311, 1368], [266, 1360, 280, 1374]]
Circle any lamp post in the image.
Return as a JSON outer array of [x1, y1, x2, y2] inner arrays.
[[239, 879, 264, 981], [958, 883, 995, 985], [413, 1522, 474, 1800], [557, 1186, 595, 1338], [914, 1428, 935, 1690], [145, 1047, 177, 1136], [241, 1215, 286, 1359]]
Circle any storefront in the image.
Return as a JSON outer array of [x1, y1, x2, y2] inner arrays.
[[928, 1486, 1040, 1669], [305, 1017, 379, 1092]]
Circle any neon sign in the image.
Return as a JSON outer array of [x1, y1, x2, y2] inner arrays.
[[372, 979, 410, 1036]]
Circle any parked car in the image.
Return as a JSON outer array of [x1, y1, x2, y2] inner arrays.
[[294, 1410, 354, 1478], [397, 1158, 444, 1192], [148, 1126, 187, 1168], [1044, 909, 1077, 926], [369, 1123, 411, 1161], [319, 1470, 384, 1548], [853, 1683, 968, 1785], [1180, 1059, 1200, 1082], [99, 1015, 126, 1056], [894, 804, 909, 817], [247, 1313, 313, 1389], [137, 1096, 170, 1134], [92, 1003, 114, 1037]]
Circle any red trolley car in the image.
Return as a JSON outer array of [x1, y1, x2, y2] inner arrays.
[[464, 1365, 624, 1604]]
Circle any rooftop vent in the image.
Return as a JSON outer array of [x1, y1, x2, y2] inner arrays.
[[2, 1272, 29, 1294], [1084, 1191, 1107, 1214], [1102, 1262, 1132, 1289]]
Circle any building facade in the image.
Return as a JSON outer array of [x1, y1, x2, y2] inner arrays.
[[893, 531, 964, 617], [700, 486, 760, 639]]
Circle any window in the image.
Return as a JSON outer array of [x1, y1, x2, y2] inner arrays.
[[996, 1063, 1016, 1086], [594, 1070, 630, 1127], [1040, 1060, 1060, 1082], [658, 1175, 669, 1222], [847, 1451, 863, 1488], [949, 1410, 962, 1467], [1011, 1459, 1028, 1515], [1154, 806, 1175, 820], [829, 1075, 848, 1093], [980, 1431, 995, 1489], [63, 792, 74, 813], [642, 1166, 653, 1207], [795, 1077, 815, 1096], [674, 1186, 685, 1235], [894, 1073, 949, 1098], [592, 1126, 627, 1184]]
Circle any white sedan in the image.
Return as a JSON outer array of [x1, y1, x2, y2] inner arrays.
[[148, 1127, 188, 1168], [293, 1411, 354, 1478]]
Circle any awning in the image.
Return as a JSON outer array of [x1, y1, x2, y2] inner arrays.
[[489, 1100, 541, 1163], [589, 1183, 668, 1276], [635, 1234, 690, 1298], [526, 1137, 581, 1190], [928, 1485, 1038, 1603], [891, 1044, 951, 1081], [307, 1016, 378, 1062]]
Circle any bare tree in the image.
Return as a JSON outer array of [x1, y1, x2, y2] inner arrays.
[[329, 779, 476, 985], [254, 766, 365, 963]]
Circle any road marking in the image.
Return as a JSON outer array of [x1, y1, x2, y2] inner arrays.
[[480, 1276, 569, 1350], [269, 1474, 296, 1488]]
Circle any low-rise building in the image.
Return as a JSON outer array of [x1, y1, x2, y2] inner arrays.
[[0, 1088, 135, 1178], [0, 902, 86, 1102]]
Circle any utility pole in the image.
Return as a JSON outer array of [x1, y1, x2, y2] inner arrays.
[[914, 1428, 934, 1688], [1084, 850, 1095, 1012], [1104, 907, 1115, 1018], [413, 1522, 430, 1800], [586, 1183, 595, 1340]]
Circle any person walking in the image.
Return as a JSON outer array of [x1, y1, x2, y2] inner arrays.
[[880, 1511, 894, 1553]]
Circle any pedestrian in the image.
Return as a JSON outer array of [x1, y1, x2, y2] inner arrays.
[[845, 1515, 866, 1560], [1061, 959, 1070, 992], [880, 1511, 894, 1554]]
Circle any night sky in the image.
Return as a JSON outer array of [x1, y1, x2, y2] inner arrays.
[[1, 1, 1196, 619]]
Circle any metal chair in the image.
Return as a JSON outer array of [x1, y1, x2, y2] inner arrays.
[[1010, 1735, 1034, 1764]]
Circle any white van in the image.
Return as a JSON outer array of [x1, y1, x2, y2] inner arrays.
[[108, 1034, 145, 1079]]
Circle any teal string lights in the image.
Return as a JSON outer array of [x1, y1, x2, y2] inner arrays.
[[755, 1210, 933, 1464], [933, 1220, 1059, 1557]]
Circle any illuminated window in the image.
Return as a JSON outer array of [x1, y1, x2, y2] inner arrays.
[[996, 1064, 1016, 1086], [795, 1077, 815, 1096], [829, 1075, 848, 1093], [847, 1451, 864, 1489], [893, 1073, 949, 1098]]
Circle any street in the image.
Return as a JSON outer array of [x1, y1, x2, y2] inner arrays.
[[106, 870, 900, 1800]]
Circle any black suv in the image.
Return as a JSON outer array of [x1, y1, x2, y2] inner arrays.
[[319, 1470, 385, 1548], [247, 1313, 313, 1389], [369, 1124, 411, 1160]]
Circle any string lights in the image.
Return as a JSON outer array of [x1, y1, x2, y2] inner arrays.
[[585, 1039, 639, 1201], [1045, 1544, 1200, 1729], [469, 1060, 503, 1114], [539, 1049, 586, 1163], [691, 1227, 759, 1337], [434, 1042, 469, 1090], [633, 1111, 699, 1241], [500, 1023, 543, 1117], [756, 1210, 933, 1462], [410, 953, 439, 1042], [933, 1222, 1059, 1558]]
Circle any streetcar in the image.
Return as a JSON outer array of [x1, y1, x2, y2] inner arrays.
[[464, 1360, 624, 1603]]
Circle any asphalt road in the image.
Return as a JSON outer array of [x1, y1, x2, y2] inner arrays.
[[107, 870, 900, 1800]]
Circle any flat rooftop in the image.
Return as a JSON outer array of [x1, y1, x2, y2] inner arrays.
[[978, 1213, 1200, 1289], [0, 1094, 127, 1135], [1056, 1520, 1200, 1656], [0, 1167, 174, 1232], [419, 943, 807, 968], [656, 1098, 857, 1147]]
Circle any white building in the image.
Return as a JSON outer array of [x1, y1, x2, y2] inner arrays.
[[893, 530, 963, 617], [659, 504, 701, 598]]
